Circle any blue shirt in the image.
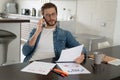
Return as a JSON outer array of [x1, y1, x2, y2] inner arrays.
[[22, 25, 87, 62]]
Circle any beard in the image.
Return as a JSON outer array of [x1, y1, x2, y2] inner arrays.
[[45, 18, 57, 26]]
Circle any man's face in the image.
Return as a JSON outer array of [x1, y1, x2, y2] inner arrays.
[[43, 8, 57, 26]]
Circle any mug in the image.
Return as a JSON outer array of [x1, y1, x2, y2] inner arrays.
[[94, 52, 105, 64]]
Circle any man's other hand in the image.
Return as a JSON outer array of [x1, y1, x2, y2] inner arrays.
[[74, 53, 85, 64]]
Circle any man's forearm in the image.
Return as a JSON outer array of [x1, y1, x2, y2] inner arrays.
[[28, 30, 40, 46]]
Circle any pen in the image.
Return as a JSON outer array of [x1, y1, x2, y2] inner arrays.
[[52, 69, 66, 77], [53, 68, 68, 76]]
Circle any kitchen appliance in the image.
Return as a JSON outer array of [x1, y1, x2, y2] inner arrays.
[[32, 8, 36, 16], [5, 2, 17, 14], [21, 9, 30, 15], [37, 10, 42, 17]]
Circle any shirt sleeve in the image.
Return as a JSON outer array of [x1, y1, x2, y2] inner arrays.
[[65, 31, 87, 54]]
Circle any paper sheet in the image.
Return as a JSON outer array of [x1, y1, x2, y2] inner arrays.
[[21, 61, 56, 75], [57, 63, 91, 74], [108, 59, 120, 66], [57, 45, 84, 62]]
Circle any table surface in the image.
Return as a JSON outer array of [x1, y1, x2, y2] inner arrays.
[[0, 45, 120, 80]]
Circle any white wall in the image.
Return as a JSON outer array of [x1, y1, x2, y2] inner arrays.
[[76, 0, 117, 44], [113, 0, 120, 45]]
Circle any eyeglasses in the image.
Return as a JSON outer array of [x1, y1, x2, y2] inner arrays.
[[44, 13, 57, 18]]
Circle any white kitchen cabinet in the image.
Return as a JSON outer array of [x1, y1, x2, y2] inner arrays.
[[21, 21, 38, 41]]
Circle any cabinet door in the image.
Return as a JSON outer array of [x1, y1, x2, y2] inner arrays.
[[21, 22, 37, 41], [21, 23, 30, 41]]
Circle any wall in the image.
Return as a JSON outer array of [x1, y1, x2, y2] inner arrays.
[[114, 0, 120, 45], [76, 0, 117, 45]]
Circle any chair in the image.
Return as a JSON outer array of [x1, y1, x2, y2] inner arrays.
[[98, 41, 110, 49], [91, 37, 111, 51], [0, 30, 16, 66]]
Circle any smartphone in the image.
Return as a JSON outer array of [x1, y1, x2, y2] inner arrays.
[[42, 22, 46, 27], [42, 17, 46, 27]]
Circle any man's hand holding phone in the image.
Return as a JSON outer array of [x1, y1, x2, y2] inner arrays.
[[36, 18, 46, 34], [28, 18, 45, 46]]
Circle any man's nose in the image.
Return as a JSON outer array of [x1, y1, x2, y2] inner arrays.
[[49, 14, 54, 19]]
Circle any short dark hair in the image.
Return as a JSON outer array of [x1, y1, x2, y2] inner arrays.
[[41, 2, 57, 15]]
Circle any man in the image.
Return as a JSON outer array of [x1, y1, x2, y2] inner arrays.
[[22, 2, 87, 63]]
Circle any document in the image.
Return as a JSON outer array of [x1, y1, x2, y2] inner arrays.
[[57, 63, 91, 74], [57, 45, 84, 62], [108, 59, 120, 66], [21, 61, 56, 75]]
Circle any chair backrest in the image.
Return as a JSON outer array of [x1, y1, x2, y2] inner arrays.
[[91, 37, 111, 51], [98, 41, 110, 49]]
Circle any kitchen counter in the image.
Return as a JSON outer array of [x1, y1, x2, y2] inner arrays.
[[3, 13, 73, 22], [0, 18, 30, 23]]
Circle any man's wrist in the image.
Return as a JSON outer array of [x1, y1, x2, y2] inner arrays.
[[35, 29, 41, 37]]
